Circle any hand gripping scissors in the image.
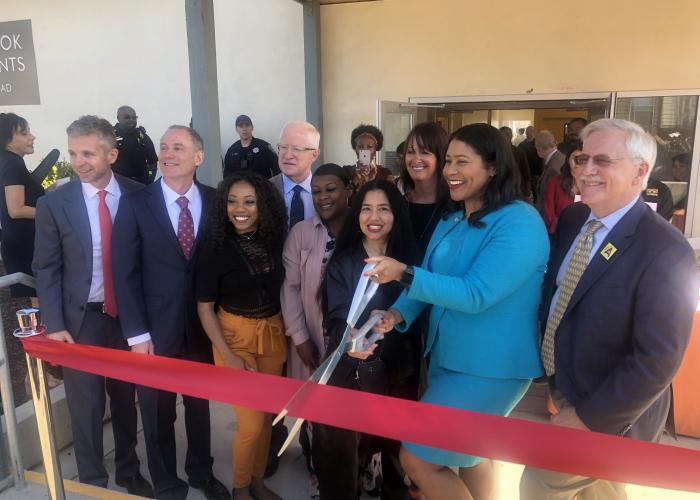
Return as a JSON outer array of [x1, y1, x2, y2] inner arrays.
[[273, 263, 384, 456]]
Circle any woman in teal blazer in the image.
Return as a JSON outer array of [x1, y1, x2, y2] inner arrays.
[[368, 123, 549, 500]]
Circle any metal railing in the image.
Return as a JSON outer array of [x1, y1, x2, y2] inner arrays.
[[0, 272, 65, 499]]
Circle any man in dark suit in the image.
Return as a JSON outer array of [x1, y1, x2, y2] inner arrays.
[[535, 130, 566, 212], [270, 120, 319, 228], [500, 126, 532, 198], [112, 125, 228, 500], [33, 115, 153, 497], [519, 126, 543, 201], [520, 118, 698, 499]]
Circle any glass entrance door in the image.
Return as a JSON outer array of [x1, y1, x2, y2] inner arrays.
[[615, 91, 700, 235], [378, 100, 439, 174]]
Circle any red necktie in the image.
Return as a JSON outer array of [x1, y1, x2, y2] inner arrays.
[[176, 196, 195, 259], [98, 190, 117, 317]]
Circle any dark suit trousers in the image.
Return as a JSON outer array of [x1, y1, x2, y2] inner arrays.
[[62, 311, 139, 487], [137, 349, 213, 500]]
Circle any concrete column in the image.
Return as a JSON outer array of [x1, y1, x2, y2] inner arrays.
[[185, 0, 222, 187], [303, 0, 323, 163]]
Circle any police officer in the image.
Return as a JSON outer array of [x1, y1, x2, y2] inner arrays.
[[223, 115, 280, 179], [112, 106, 158, 184], [642, 177, 675, 220]]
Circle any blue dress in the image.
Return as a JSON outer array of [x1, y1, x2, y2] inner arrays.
[[393, 201, 549, 467]]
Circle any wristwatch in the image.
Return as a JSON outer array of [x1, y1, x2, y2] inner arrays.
[[399, 265, 415, 288]]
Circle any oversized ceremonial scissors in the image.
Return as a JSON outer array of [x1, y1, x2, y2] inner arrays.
[[273, 263, 384, 456]]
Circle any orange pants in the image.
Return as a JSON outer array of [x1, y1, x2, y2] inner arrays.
[[212, 309, 287, 488]]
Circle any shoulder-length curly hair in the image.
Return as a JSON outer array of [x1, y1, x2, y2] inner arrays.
[[445, 123, 521, 228], [209, 171, 287, 250]]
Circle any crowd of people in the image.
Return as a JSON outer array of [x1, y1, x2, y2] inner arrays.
[[0, 108, 697, 500]]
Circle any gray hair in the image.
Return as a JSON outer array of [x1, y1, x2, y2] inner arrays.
[[66, 115, 117, 149], [279, 120, 320, 149], [164, 125, 204, 151], [534, 130, 556, 150], [581, 118, 656, 187]]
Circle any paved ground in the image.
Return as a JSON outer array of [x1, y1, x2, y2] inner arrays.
[[5, 385, 700, 499]]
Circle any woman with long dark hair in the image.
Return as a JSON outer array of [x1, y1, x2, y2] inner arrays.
[[369, 123, 550, 500], [313, 179, 419, 500], [196, 171, 287, 500], [399, 122, 450, 260], [0, 113, 44, 300]]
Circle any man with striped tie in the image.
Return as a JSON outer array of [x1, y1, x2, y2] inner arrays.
[[521, 118, 698, 499]]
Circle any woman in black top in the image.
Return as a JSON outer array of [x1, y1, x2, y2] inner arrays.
[[313, 180, 419, 500], [399, 122, 449, 261], [0, 113, 45, 299], [196, 171, 287, 500]]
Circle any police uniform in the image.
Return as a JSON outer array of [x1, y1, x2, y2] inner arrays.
[[223, 137, 280, 179], [642, 177, 674, 221], [113, 124, 158, 185]]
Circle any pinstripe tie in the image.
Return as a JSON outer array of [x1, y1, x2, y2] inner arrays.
[[541, 220, 603, 376]]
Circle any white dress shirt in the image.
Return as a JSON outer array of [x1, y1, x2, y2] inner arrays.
[[282, 173, 315, 223], [127, 178, 203, 347], [160, 178, 202, 237], [81, 172, 121, 302], [547, 196, 640, 323]]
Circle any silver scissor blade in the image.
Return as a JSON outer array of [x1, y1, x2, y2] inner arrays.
[[273, 350, 348, 455], [272, 340, 346, 426], [277, 417, 305, 457], [347, 281, 380, 328]]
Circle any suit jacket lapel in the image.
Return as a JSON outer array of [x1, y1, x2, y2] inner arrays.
[[191, 182, 212, 256], [564, 199, 646, 316], [145, 179, 184, 257], [422, 212, 462, 266], [61, 180, 92, 263]]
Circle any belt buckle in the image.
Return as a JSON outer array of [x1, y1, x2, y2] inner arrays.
[[101, 303, 106, 315]]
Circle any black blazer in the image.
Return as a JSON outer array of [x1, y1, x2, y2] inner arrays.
[[324, 246, 418, 387], [545, 199, 698, 441], [112, 178, 216, 357]]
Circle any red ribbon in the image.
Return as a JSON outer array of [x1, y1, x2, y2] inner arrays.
[[22, 336, 700, 492]]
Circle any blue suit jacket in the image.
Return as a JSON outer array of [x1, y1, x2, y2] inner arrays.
[[546, 199, 698, 440], [394, 201, 549, 379], [112, 178, 216, 358]]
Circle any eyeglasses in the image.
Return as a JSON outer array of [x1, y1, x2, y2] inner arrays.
[[572, 154, 640, 168], [277, 144, 317, 155]]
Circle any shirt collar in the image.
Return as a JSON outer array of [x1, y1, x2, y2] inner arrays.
[[81, 171, 120, 199], [586, 196, 640, 232], [545, 148, 557, 164], [161, 178, 200, 206], [282, 172, 312, 195]]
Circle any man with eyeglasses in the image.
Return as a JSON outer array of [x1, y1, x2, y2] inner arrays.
[[112, 106, 158, 185], [270, 121, 320, 228], [520, 118, 698, 499], [223, 114, 280, 179]]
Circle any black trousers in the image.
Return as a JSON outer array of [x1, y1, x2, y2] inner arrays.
[[137, 348, 214, 500], [63, 311, 139, 487], [312, 369, 416, 500]]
